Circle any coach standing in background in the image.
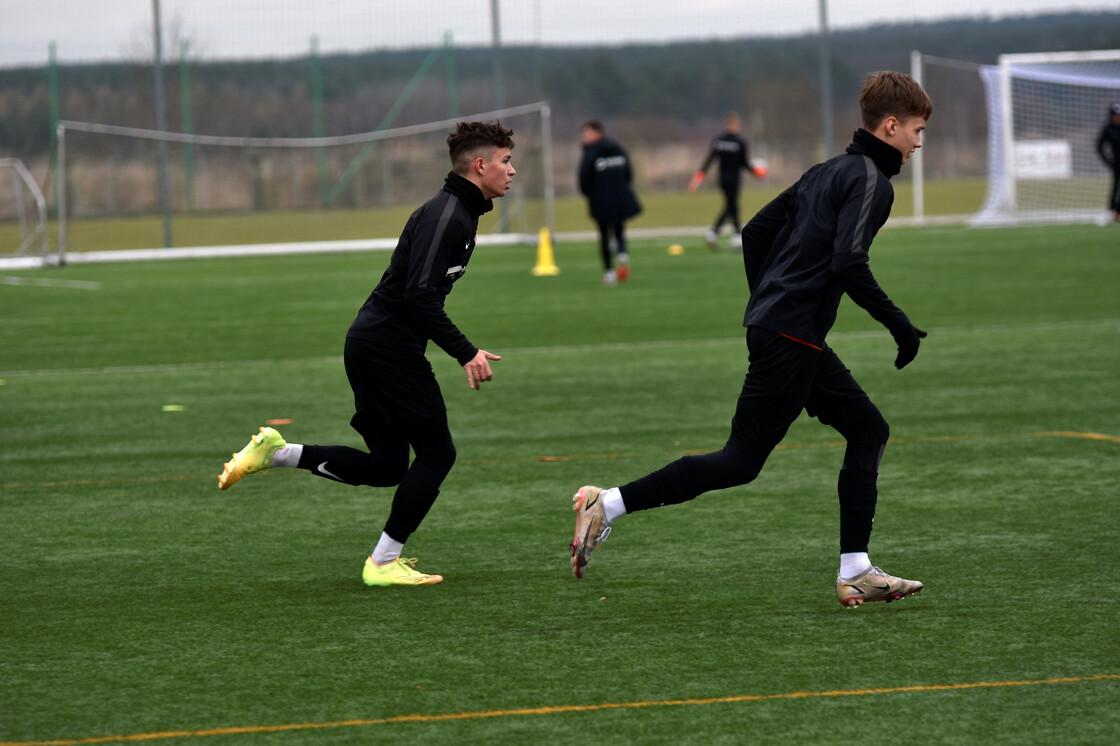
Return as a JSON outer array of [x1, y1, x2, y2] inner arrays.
[[1097, 103, 1120, 222], [579, 120, 642, 286]]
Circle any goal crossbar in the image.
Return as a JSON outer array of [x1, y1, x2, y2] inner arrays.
[[55, 101, 554, 257], [57, 102, 548, 149]]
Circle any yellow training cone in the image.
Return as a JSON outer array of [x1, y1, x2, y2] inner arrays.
[[532, 227, 560, 276]]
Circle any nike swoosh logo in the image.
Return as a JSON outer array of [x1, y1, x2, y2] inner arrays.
[[317, 462, 343, 481], [862, 581, 891, 591]]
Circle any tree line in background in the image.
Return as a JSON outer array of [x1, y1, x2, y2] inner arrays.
[[1, 11, 1118, 162]]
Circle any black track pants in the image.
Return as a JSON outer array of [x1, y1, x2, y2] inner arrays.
[[619, 328, 889, 552], [299, 411, 456, 544]]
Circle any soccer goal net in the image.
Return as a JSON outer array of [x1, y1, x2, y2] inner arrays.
[[55, 101, 553, 256], [0, 158, 49, 259], [972, 50, 1120, 226]]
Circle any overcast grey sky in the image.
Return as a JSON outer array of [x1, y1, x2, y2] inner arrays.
[[1, 0, 1116, 68]]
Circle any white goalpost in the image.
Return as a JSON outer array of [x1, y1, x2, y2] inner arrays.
[[972, 49, 1120, 226], [0, 158, 49, 262], [53, 102, 553, 263]]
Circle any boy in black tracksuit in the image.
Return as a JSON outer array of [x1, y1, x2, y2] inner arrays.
[[571, 72, 933, 608], [689, 111, 765, 249], [219, 121, 515, 587]]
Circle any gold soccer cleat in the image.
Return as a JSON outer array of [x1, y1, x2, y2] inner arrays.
[[837, 566, 923, 608]]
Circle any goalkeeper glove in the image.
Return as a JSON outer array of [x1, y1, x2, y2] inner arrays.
[[687, 171, 706, 192], [892, 325, 927, 369]]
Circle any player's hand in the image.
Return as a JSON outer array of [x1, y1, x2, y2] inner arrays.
[[687, 171, 705, 192], [892, 326, 927, 369], [464, 349, 501, 389]]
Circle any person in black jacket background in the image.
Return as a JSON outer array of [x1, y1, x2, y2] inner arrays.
[[218, 121, 516, 587], [1097, 103, 1120, 222], [579, 120, 642, 285], [688, 111, 766, 250], [571, 72, 932, 609]]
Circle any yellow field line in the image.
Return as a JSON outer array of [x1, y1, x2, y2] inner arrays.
[[1036, 430, 1120, 443], [2, 431, 1116, 490], [3, 674, 1117, 746]]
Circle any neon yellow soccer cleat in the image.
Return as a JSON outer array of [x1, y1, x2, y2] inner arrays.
[[362, 556, 444, 586], [218, 426, 286, 490], [837, 566, 923, 608], [570, 485, 610, 579]]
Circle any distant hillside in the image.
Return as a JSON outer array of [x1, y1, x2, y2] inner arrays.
[[1, 11, 1117, 159]]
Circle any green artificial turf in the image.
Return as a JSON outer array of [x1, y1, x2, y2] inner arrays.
[[1, 223, 1117, 745]]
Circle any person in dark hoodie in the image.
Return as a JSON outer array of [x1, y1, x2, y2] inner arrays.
[[579, 120, 642, 285], [1097, 103, 1120, 222], [570, 72, 932, 609], [218, 121, 516, 587]]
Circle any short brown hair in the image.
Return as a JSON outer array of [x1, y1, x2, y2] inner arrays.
[[448, 121, 514, 174], [859, 71, 933, 130], [581, 119, 604, 134]]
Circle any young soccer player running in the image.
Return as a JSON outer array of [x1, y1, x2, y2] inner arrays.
[[218, 121, 515, 587], [570, 72, 932, 608]]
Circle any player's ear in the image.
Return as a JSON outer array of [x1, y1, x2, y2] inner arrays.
[[884, 115, 899, 136], [473, 156, 486, 175]]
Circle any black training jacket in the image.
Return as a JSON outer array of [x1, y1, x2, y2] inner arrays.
[[1098, 120, 1120, 170], [699, 131, 751, 185], [741, 129, 910, 347], [578, 137, 642, 223], [347, 172, 491, 365]]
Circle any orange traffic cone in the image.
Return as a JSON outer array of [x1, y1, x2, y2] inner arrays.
[[531, 227, 560, 276]]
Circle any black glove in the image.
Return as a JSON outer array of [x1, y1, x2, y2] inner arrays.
[[892, 325, 927, 369]]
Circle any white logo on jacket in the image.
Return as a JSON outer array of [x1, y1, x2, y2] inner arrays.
[[595, 155, 628, 172]]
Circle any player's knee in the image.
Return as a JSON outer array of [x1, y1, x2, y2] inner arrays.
[[692, 439, 765, 489], [846, 423, 889, 474], [833, 398, 889, 442], [866, 408, 890, 444], [418, 439, 457, 475], [832, 400, 889, 473], [364, 454, 409, 487]]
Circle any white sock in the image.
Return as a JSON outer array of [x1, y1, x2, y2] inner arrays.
[[270, 443, 303, 468], [840, 552, 872, 580], [601, 487, 627, 524], [371, 532, 404, 566]]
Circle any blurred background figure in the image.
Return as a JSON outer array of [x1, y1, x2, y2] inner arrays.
[[689, 111, 767, 251], [1097, 102, 1120, 222], [579, 120, 642, 285]]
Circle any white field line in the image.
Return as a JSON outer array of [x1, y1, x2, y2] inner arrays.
[[0, 215, 976, 271], [2, 275, 102, 290]]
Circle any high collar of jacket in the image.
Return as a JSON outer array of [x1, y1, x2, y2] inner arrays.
[[845, 128, 903, 179], [443, 171, 493, 216]]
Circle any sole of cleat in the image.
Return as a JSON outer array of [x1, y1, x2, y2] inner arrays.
[[841, 585, 921, 608]]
